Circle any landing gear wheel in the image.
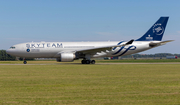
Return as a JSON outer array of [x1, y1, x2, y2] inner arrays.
[[23, 61, 27, 64], [86, 60, 90, 64], [81, 60, 86, 64], [91, 60, 95, 64]]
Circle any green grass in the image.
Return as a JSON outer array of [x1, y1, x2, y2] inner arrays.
[[0, 63, 180, 104]]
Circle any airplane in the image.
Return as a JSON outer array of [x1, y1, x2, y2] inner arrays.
[[6, 17, 173, 64]]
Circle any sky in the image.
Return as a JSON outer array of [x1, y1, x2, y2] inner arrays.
[[0, 0, 179, 54]]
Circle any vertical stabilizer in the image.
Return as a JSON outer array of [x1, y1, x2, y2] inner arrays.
[[136, 17, 169, 41]]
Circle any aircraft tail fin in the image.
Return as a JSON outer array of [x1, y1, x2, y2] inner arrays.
[[136, 17, 169, 41]]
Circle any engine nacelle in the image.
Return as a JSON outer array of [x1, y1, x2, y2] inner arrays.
[[56, 53, 75, 62]]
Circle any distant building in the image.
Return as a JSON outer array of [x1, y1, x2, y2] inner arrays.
[[166, 56, 178, 59]]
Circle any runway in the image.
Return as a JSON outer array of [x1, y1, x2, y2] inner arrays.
[[0, 62, 180, 65]]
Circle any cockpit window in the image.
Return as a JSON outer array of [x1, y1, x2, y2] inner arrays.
[[10, 46, 16, 49]]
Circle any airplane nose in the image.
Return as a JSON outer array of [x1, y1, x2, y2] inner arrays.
[[6, 49, 10, 54], [6, 49, 12, 55]]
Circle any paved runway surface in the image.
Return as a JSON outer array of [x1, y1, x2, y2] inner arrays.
[[0, 62, 180, 65]]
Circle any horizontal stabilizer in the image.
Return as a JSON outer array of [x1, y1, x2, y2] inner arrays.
[[149, 40, 174, 47]]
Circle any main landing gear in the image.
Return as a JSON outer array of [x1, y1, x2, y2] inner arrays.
[[81, 60, 95, 64]]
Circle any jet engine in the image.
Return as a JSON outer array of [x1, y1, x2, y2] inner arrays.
[[56, 53, 75, 62]]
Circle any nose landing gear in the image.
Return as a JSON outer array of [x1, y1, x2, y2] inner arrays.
[[23, 61, 27, 64], [23, 58, 27, 64]]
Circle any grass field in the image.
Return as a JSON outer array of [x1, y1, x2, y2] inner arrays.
[[0, 61, 180, 104]]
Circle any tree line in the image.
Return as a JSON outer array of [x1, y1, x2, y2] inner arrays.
[[0, 50, 34, 61], [122, 53, 180, 59], [0, 50, 16, 61]]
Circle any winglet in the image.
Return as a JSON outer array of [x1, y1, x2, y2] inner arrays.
[[116, 39, 134, 47], [126, 39, 134, 45]]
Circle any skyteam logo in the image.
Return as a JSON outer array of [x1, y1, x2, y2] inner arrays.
[[26, 49, 30, 52], [153, 23, 164, 35]]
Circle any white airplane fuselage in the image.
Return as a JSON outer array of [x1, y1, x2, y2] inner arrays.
[[6, 41, 154, 58]]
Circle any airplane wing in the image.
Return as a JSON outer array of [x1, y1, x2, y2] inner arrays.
[[149, 40, 174, 47], [76, 40, 134, 54]]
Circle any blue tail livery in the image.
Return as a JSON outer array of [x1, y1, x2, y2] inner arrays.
[[136, 17, 169, 41]]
